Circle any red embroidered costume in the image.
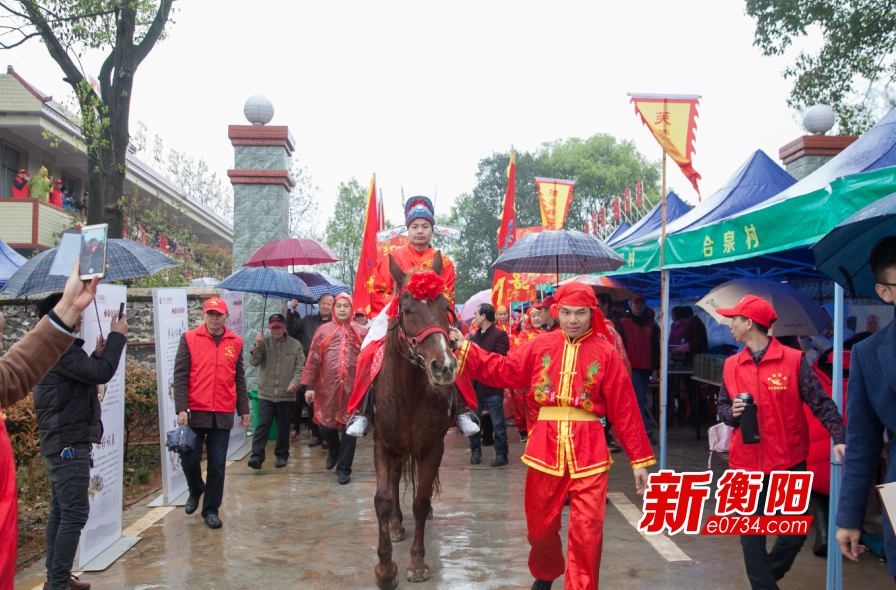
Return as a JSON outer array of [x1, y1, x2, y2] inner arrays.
[[454, 283, 655, 588]]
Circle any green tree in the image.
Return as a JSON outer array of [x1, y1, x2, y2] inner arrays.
[[0, 1, 175, 237], [746, 0, 896, 134], [323, 178, 367, 288], [448, 136, 661, 303]]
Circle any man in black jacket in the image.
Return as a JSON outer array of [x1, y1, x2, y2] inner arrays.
[[286, 294, 333, 447], [33, 294, 127, 590], [468, 303, 511, 467]]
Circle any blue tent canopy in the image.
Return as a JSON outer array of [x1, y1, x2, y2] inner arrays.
[[607, 191, 691, 247], [0, 238, 26, 290], [606, 222, 630, 243]]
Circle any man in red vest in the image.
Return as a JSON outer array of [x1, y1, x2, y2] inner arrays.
[[173, 297, 250, 529], [50, 178, 63, 207], [619, 293, 659, 445], [716, 294, 845, 590], [11, 169, 28, 198]]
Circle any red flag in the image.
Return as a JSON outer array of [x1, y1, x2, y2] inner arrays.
[[496, 151, 516, 255], [353, 176, 379, 314], [613, 198, 620, 221], [636, 180, 643, 207], [624, 188, 631, 213], [600, 207, 606, 228]]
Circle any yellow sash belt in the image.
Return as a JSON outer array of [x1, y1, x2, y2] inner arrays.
[[538, 406, 600, 421]]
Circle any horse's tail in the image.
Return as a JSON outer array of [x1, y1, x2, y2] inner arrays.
[[401, 455, 441, 501]]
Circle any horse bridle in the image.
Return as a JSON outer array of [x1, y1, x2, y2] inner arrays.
[[389, 296, 458, 369]]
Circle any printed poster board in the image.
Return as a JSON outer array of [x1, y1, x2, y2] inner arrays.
[[221, 289, 248, 457]]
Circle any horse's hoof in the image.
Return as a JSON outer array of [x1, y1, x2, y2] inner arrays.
[[391, 530, 406, 542], [407, 565, 430, 583], [376, 563, 400, 590]]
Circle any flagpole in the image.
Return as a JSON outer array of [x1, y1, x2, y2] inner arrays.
[[659, 149, 670, 471]]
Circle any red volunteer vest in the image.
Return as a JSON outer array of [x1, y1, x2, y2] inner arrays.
[[723, 337, 808, 473], [11, 179, 28, 199], [184, 325, 243, 414], [620, 316, 654, 369]]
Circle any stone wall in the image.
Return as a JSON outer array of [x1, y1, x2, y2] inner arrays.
[[0, 288, 222, 368]]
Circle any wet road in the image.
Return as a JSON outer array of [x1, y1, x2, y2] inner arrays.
[[15, 424, 893, 589]]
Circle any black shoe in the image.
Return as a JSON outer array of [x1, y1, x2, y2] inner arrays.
[[326, 455, 337, 470], [520, 432, 528, 443], [204, 513, 222, 528], [482, 438, 495, 447], [491, 454, 509, 467], [532, 580, 553, 590], [184, 494, 201, 515], [247, 457, 263, 469], [337, 473, 350, 485], [308, 437, 321, 448], [275, 456, 288, 469], [470, 448, 482, 465], [321, 439, 329, 450], [648, 433, 659, 446]]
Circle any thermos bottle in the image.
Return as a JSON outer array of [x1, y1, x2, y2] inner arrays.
[[737, 393, 760, 444]]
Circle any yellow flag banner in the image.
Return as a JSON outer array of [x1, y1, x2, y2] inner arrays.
[[630, 93, 701, 196], [535, 177, 575, 230]]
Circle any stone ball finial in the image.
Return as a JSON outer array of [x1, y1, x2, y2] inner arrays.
[[803, 104, 836, 135], [244, 96, 274, 126]]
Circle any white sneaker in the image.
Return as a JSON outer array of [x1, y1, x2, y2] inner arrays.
[[457, 412, 480, 436], [346, 415, 369, 438]]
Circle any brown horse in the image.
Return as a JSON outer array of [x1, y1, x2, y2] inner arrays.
[[372, 252, 459, 589]]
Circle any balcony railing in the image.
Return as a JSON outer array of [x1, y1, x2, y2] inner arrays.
[[0, 198, 75, 251]]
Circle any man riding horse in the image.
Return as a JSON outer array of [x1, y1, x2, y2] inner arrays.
[[449, 282, 655, 590], [346, 195, 479, 437]]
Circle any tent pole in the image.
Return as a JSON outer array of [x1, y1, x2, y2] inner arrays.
[[659, 149, 669, 470], [826, 284, 844, 590]]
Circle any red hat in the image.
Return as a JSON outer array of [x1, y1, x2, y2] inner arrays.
[[533, 296, 555, 310], [54, 179, 62, 185], [549, 282, 611, 339], [716, 294, 777, 328], [631, 292, 647, 303], [203, 297, 228, 314], [354, 307, 367, 316], [17, 169, 25, 174]]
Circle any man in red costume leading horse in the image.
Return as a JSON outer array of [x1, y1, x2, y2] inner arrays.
[[346, 196, 479, 437], [449, 282, 655, 590]]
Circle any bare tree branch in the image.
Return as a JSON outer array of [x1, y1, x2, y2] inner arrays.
[[133, 0, 172, 65]]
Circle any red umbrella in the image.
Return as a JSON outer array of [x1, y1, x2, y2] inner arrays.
[[243, 238, 341, 267]]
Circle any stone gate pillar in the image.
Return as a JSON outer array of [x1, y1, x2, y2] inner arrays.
[[227, 99, 294, 390]]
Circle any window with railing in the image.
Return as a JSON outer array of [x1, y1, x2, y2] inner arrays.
[[1, 144, 21, 199]]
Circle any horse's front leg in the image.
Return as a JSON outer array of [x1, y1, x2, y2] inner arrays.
[[390, 457, 406, 542], [407, 443, 444, 583], [374, 442, 400, 590]]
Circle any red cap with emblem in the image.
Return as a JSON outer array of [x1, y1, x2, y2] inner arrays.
[[716, 294, 777, 328], [203, 297, 228, 314]]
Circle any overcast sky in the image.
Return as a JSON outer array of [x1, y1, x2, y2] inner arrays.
[[5, 1, 820, 232]]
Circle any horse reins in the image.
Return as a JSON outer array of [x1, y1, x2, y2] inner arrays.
[[389, 299, 458, 369]]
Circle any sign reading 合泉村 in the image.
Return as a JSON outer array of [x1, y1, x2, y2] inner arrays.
[[221, 289, 248, 457], [152, 288, 189, 505], [78, 284, 127, 569]]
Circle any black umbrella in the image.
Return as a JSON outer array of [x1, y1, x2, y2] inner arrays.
[[491, 229, 624, 282], [811, 191, 896, 302]]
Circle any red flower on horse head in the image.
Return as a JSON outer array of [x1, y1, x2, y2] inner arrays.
[[405, 271, 445, 301]]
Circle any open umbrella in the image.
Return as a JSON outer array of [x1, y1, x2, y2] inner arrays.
[[292, 271, 349, 299], [243, 238, 341, 267], [459, 288, 493, 321], [696, 278, 831, 337], [557, 274, 635, 301], [189, 277, 221, 287], [218, 267, 316, 331], [811, 191, 896, 301], [491, 229, 624, 280], [1, 239, 177, 298]]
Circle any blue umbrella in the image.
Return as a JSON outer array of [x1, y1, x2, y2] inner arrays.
[[491, 229, 625, 280], [218, 267, 316, 331], [1, 239, 178, 298], [292, 271, 349, 299], [812, 191, 896, 302]]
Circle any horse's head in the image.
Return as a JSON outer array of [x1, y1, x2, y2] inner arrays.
[[389, 251, 457, 387]]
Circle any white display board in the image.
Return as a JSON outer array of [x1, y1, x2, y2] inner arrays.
[[152, 288, 189, 505], [78, 284, 127, 569], [221, 290, 249, 458]]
